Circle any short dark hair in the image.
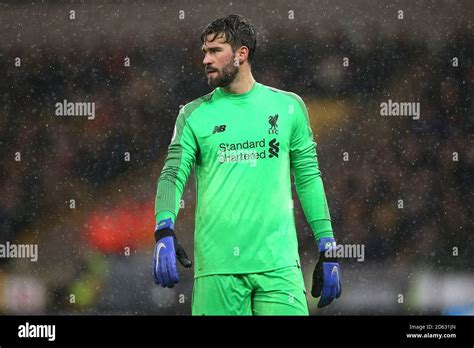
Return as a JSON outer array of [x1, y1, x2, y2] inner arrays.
[[200, 14, 257, 63]]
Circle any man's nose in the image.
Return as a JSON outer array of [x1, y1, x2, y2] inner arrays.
[[203, 53, 213, 66]]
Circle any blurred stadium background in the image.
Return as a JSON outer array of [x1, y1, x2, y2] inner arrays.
[[0, 0, 472, 315]]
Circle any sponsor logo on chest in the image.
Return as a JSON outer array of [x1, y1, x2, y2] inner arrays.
[[212, 113, 282, 166]]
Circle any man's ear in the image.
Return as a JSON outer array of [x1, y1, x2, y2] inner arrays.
[[236, 45, 250, 64]]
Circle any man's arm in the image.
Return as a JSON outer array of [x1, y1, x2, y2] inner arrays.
[[289, 95, 333, 241], [153, 106, 197, 288], [289, 94, 342, 308], [155, 106, 199, 226]]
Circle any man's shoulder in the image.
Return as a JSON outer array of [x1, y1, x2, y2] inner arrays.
[[259, 83, 306, 105], [180, 90, 216, 120]]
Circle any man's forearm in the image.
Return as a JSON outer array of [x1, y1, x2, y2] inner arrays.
[[155, 176, 180, 225], [155, 107, 198, 226], [292, 142, 333, 241], [295, 171, 334, 241]]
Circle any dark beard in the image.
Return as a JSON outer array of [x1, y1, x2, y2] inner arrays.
[[207, 60, 239, 89]]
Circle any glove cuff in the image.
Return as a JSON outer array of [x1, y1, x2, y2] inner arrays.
[[318, 237, 337, 253], [318, 237, 338, 262], [155, 218, 174, 231], [155, 218, 176, 242]]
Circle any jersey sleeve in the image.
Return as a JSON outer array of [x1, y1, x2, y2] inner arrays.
[[289, 95, 334, 241], [154, 107, 198, 226]]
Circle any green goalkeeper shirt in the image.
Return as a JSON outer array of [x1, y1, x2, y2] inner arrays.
[[155, 81, 333, 278]]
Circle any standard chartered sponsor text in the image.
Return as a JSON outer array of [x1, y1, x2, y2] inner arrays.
[[218, 138, 267, 166]]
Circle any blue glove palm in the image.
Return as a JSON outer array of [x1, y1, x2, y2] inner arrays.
[[152, 219, 192, 288], [311, 237, 342, 308]]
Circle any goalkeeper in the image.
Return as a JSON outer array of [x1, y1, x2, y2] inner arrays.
[[153, 14, 342, 315]]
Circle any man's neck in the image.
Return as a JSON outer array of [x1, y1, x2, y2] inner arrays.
[[221, 68, 255, 94]]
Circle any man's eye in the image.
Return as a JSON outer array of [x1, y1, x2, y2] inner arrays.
[[203, 49, 220, 55]]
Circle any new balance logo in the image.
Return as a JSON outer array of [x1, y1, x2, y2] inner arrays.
[[213, 125, 227, 134]]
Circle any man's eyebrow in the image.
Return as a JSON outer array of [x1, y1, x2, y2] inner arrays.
[[202, 46, 222, 52]]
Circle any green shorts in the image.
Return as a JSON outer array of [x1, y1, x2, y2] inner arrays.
[[192, 266, 309, 315]]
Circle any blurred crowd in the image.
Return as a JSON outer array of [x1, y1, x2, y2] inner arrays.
[[0, 14, 472, 314]]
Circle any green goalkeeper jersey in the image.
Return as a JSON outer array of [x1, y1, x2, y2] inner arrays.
[[155, 81, 333, 278]]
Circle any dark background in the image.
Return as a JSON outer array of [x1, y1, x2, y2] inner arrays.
[[0, 0, 472, 315]]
